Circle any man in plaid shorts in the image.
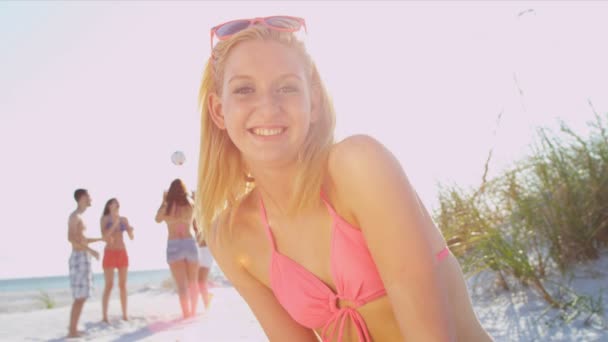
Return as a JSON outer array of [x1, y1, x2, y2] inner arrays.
[[67, 189, 105, 338]]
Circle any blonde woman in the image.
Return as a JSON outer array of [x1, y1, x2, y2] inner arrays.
[[192, 192, 214, 309], [195, 16, 492, 341], [192, 191, 213, 309], [155, 179, 199, 319], [194, 222, 214, 309]]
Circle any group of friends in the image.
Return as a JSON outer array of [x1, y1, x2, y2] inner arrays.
[[66, 179, 212, 338], [65, 14, 495, 341]]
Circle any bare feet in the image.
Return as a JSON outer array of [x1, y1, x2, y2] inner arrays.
[[67, 330, 84, 338], [122, 316, 129, 321], [102, 317, 109, 324]]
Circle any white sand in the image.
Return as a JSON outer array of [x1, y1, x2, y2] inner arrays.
[[0, 287, 266, 342], [471, 250, 608, 341], [1, 252, 606, 341]]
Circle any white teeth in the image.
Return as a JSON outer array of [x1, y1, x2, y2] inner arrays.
[[252, 127, 284, 136]]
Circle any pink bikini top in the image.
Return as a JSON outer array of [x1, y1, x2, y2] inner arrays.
[[259, 195, 450, 342]]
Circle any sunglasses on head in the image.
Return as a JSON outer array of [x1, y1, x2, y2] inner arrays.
[[210, 16, 307, 54]]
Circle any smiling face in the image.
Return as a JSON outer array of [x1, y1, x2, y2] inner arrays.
[[103, 198, 120, 217], [196, 26, 336, 226], [209, 39, 318, 167], [109, 200, 119, 216]]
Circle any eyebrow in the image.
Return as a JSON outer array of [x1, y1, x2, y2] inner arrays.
[[227, 73, 303, 85]]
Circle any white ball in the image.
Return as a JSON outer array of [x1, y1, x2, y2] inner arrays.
[[171, 151, 186, 166]]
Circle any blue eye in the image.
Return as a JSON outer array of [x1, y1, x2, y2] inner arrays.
[[279, 85, 298, 93], [234, 87, 254, 94]]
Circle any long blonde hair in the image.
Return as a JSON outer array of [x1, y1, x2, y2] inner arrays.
[[195, 24, 336, 237]]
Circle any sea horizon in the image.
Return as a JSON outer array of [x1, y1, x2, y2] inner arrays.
[[1, 266, 228, 292], [0, 268, 173, 293], [0, 266, 227, 314], [0, 266, 173, 283]]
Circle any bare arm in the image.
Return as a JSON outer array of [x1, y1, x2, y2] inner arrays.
[[155, 191, 168, 223], [100, 216, 113, 240], [329, 135, 455, 342], [69, 215, 101, 258], [209, 215, 318, 342], [193, 219, 207, 246], [155, 203, 167, 223], [76, 237, 104, 245], [124, 217, 134, 240]]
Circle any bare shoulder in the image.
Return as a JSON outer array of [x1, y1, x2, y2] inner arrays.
[[328, 134, 403, 187], [328, 134, 391, 171], [68, 211, 78, 222], [208, 192, 317, 340], [68, 211, 83, 227], [208, 191, 260, 264], [325, 135, 397, 217], [208, 190, 266, 286]]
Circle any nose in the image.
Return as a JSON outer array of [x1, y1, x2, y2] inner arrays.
[[254, 90, 283, 119]]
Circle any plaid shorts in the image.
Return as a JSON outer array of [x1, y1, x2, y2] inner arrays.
[[69, 251, 93, 299]]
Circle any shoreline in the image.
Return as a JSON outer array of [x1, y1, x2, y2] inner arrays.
[[0, 267, 229, 314], [1, 254, 606, 341], [0, 287, 266, 342]]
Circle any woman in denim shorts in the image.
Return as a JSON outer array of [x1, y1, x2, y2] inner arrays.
[[155, 179, 199, 318]]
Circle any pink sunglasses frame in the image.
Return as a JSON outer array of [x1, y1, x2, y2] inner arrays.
[[209, 16, 307, 54]]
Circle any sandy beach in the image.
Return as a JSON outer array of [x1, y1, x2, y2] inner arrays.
[[2, 2, 608, 341], [0, 286, 266, 342], [1, 252, 606, 342]]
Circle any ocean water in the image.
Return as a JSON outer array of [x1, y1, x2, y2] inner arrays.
[[0, 269, 172, 293], [0, 266, 228, 313]]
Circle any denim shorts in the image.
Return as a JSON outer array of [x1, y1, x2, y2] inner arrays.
[[166, 238, 199, 264]]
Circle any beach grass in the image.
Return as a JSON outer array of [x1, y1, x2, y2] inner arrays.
[[434, 107, 608, 312], [35, 290, 56, 309]]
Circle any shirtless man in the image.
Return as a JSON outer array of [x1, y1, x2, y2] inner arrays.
[[67, 189, 104, 338]]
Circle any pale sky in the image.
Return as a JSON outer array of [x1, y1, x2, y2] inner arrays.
[[1, 1, 607, 279]]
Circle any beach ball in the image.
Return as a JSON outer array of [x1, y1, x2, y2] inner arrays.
[[171, 151, 186, 166]]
